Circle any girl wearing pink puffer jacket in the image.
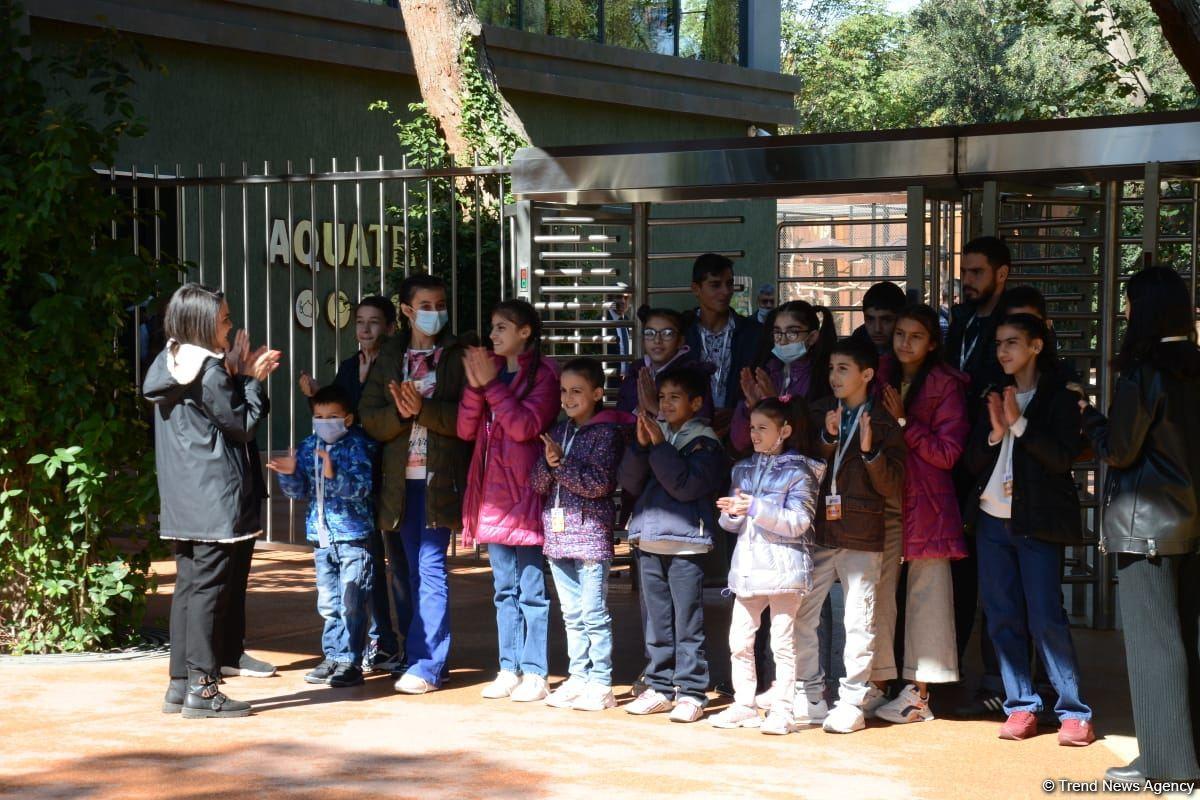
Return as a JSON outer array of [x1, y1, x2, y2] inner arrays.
[[459, 299, 561, 703], [873, 304, 970, 726]]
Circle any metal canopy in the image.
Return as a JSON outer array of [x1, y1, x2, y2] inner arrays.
[[511, 110, 1200, 203]]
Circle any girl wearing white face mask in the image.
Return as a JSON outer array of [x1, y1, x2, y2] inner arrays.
[[713, 395, 826, 735], [729, 300, 837, 456], [358, 274, 477, 695]]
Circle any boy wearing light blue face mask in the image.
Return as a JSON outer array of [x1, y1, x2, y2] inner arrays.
[[268, 384, 377, 688]]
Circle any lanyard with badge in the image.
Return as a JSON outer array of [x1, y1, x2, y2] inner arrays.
[[827, 403, 866, 521], [550, 426, 579, 533], [315, 446, 331, 548], [959, 313, 980, 371]]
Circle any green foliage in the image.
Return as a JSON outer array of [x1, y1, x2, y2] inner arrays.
[[783, 0, 1198, 133], [0, 2, 169, 653]]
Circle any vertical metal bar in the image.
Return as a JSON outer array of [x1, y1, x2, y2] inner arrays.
[[906, 185, 926, 299], [981, 180, 1000, 238], [1143, 162, 1160, 268], [109, 166, 117, 240], [927, 197, 940, 304], [631, 203, 649, 352], [263, 160, 273, 544], [287, 160, 297, 543], [425, 167, 434, 275], [355, 155, 364, 302], [197, 164, 205, 283], [218, 162, 227, 292], [475, 154, 483, 334], [402, 154, 410, 276], [1191, 180, 1199, 308], [332, 157, 341, 364], [131, 164, 141, 383], [176, 163, 186, 276], [1095, 179, 1121, 630], [946, 197, 958, 311], [241, 163, 249, 332], [309, 158, 318, 389], [378, 155, 386, 290], [153, 164, 162, 267], [499, 158, 507, 299]]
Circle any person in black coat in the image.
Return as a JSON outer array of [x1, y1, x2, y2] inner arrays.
[[961, 313, 1095, 746], [1080, 267, 1200, 785], [143, 284, 281, 718]]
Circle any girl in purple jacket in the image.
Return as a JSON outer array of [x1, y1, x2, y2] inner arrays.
[[459, 300, 561, 703], [874, 303, 970, 725], [531, 358, 634, 712]]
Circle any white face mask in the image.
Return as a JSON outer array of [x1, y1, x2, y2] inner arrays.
[[313, 417, 349, 444], [413, 308, 448, 336], [772, 341, 808, 364]]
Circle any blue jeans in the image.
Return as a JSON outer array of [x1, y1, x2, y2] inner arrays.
[[314, 541, 374, 665], [399, 480, 452, 685], [366, 529, 401, 655], [976, 512, 1091, 721], [549, 558, 613, 686], [382, 528, 414, 660], [488, 543, 549, 677]]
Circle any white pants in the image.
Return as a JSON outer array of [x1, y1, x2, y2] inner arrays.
[[729, 593, 802, 711], [901, 558, 959, 684], [869, 502, 904, 682], [795, 547, 882, 707]]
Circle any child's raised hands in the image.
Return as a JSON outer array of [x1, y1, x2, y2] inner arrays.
[[642, 411, 666, 446], [464, 346, 498, 387], [987, 391, 1008, 443], [753, 368, 776, 403], [298, 370, 319, 398], [637, 367, 660, 415], [266, 451, 296, 475], [881, 384, 904, 422], [739, 367, 761, 409], [825, 408, 840, 439], [716, 488, 752, 517], [540, 433, 564, 468], [859, 411, 873, 453]]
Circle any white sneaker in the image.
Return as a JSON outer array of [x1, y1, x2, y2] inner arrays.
[[822, 701, 866, 734], [626, 688, 673, 715], [710, 703, 761, 729], [394, 672, 436, 695], [761, 707, 797, 735], [792, 691, 829, 724], [876, 684, 935, 724], [481, 670, 522, 699], [863, 686, 889, 719], [545, 676, 586, 708], [571, 683, 617, 712], [510, 673, 549, 702], [669, 696, 705, 723]]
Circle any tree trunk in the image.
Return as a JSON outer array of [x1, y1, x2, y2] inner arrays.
[[1072, 0, 1151, 105], [397, 0, 531, 161], [1147, 0, 1200, 90]]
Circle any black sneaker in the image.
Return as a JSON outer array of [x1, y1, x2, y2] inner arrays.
[[952, 690, 1006, 719], [304, 658, 337, 685], [328, 663, 364, 688], [220, 652, 277, 678]]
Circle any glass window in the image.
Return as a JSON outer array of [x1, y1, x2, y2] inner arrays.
[[679, 0, 740, 64]]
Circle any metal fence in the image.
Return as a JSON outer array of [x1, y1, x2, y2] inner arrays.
[[113, 158, 513, 546]]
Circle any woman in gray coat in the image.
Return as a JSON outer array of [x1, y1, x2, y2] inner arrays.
[[143, 284, 280, 718]]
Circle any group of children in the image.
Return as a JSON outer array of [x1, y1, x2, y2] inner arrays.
[[238, 242, 1097, 747]]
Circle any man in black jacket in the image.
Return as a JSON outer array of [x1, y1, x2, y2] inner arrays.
[[945, 236, 1011, 719]]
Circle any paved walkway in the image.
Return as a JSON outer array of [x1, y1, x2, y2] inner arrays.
[[0, 548, 1147, 799]]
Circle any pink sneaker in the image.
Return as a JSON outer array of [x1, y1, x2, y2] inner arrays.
[[1057, 718, 1096, 747], [999, 711, 1038, 741]]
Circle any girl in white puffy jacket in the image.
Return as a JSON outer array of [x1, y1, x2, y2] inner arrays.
[[711, 395, 826, 735]]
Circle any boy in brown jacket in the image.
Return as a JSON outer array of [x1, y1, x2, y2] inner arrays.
[[794, 336, 906, 734]]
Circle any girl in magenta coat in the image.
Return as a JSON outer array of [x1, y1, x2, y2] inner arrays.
[[874, 304, 970, 726], [458, 300, 561, 702]]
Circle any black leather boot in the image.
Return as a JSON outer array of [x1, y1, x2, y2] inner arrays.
[[181, 669, 252, 719], [162, 678, 187, 714], [1105, 764, 1146, 785]]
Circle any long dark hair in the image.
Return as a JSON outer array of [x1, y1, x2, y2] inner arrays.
[[1114, 266, 1200, 377], [755, 300, 837, 401], [751, 395, 814, 457], [996, 313, 1057, 379], [492, 298, 543, 399], [889, 303, 944, 412], [164, 283, 224, 355]]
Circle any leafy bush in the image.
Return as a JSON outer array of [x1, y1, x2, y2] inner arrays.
[[0, 2, 169, 653]]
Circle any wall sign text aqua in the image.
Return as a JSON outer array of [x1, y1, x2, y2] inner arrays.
[[267, 218, 406, 270]]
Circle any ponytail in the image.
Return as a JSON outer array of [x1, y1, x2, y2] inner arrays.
[[492, 299, 543, 400]]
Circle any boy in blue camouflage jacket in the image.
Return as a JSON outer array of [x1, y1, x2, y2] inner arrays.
[[268, 385, 377, 688]]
